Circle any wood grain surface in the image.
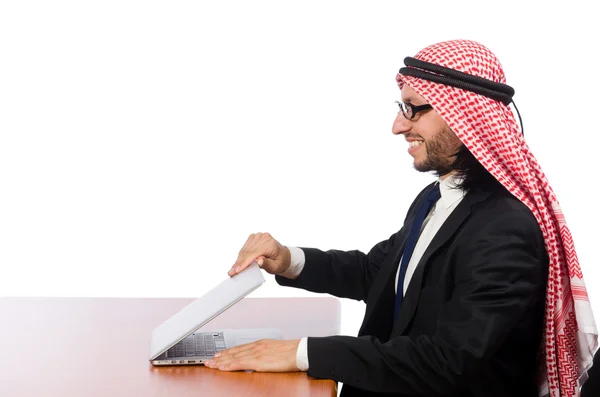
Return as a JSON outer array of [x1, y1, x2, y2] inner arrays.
[[0, 297, 339, 397]]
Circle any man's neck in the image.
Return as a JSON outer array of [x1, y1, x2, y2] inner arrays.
[[439, 171, 456, 181]]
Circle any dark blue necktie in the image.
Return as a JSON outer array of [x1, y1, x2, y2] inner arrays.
[[393, 183, 441, 321]]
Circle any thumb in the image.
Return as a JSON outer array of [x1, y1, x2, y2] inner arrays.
[[254, 257, 281, 274], [256, 256, 265, 267]]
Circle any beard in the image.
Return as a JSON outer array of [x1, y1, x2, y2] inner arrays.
[[413, 125, 463, 177]]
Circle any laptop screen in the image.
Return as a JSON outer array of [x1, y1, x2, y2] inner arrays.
[[149, 263, 265, 360]]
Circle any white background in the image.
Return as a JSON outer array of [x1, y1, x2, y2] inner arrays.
[[1, 0, 597, 337]]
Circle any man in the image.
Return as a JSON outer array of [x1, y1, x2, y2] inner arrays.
[[205, 40, 598, 397]]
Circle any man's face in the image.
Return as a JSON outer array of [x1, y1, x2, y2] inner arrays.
[[392, 84, 463, 177]]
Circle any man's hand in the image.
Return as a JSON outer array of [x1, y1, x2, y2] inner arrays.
[[228, 232, 291, 277], [204, 339, 301, 372]]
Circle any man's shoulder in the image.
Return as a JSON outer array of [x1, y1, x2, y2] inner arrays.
[[473, 185, 531, 213], [467, 185, 540, 230]]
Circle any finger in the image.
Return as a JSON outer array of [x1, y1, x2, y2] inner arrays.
[[217, 346, 259, 361], [238, 234, 257, 255], [228, 234, 257, 270], [228, 255, 252, 276], [228, 258, 258, 276], [208, 351, 254, 369], [215, 340, 259, 358], [228, 235, 264, 276], [206, 350, 255, 368], [214, 357, 258, 372], [228, 232, 274, 276]]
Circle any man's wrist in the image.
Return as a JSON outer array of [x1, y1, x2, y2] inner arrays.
[[278, 247, 306, 279], [296, 337, 309, 371]]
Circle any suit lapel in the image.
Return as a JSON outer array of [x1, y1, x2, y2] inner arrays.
[[356, 184, 432, 338], [390, 186, 493, 337], [358, 226, 409, 338], [358, 183, 436, 338]]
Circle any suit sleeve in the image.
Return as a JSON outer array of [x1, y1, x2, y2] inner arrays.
[[275, 234, 399, 302], [303, 210, 548, 395], [275, 184, 432, 302]]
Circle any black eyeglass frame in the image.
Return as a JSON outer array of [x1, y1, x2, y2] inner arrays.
[[395, 101, 433, 120]]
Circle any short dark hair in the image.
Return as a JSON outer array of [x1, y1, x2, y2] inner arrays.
[[449, 145, 502, 191]]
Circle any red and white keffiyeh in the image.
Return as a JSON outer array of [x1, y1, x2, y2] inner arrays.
[[397, 39, 597, 397]]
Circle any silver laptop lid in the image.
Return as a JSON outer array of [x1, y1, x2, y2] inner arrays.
[[149, 263, 265, 360]]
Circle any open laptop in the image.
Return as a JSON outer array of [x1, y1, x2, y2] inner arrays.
[[150, 262, 282, 366]]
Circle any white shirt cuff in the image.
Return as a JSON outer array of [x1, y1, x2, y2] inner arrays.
[[278, 246, 305, 279], [296, 337, 309, 371]]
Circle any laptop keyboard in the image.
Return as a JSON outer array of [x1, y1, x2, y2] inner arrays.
[[167, 332, 226, 358]]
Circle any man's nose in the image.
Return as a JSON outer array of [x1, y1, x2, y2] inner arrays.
[[392, 113, 411, 135]]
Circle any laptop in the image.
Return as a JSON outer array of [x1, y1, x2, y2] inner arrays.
[[150, 262, 282, 366]]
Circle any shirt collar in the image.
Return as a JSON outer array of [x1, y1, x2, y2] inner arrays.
[[437, 173, 467, 210]]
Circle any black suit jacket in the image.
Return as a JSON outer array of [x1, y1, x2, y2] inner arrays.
[[276, 182, 549, 397], [581, 349, 600, 397]]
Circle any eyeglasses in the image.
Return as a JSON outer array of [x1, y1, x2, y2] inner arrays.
[[395, 101, 433, 120]]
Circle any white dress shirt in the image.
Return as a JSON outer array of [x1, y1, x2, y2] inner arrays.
[[281, 174, 467, 371]]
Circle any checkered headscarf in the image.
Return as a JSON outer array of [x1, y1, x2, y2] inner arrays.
[[397, 39, 597, 397]]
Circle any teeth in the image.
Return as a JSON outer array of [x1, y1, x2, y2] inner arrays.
[[409, 141, 423, 148]]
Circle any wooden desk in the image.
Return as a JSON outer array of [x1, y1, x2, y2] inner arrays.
[[0, 297, 339, 397]]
